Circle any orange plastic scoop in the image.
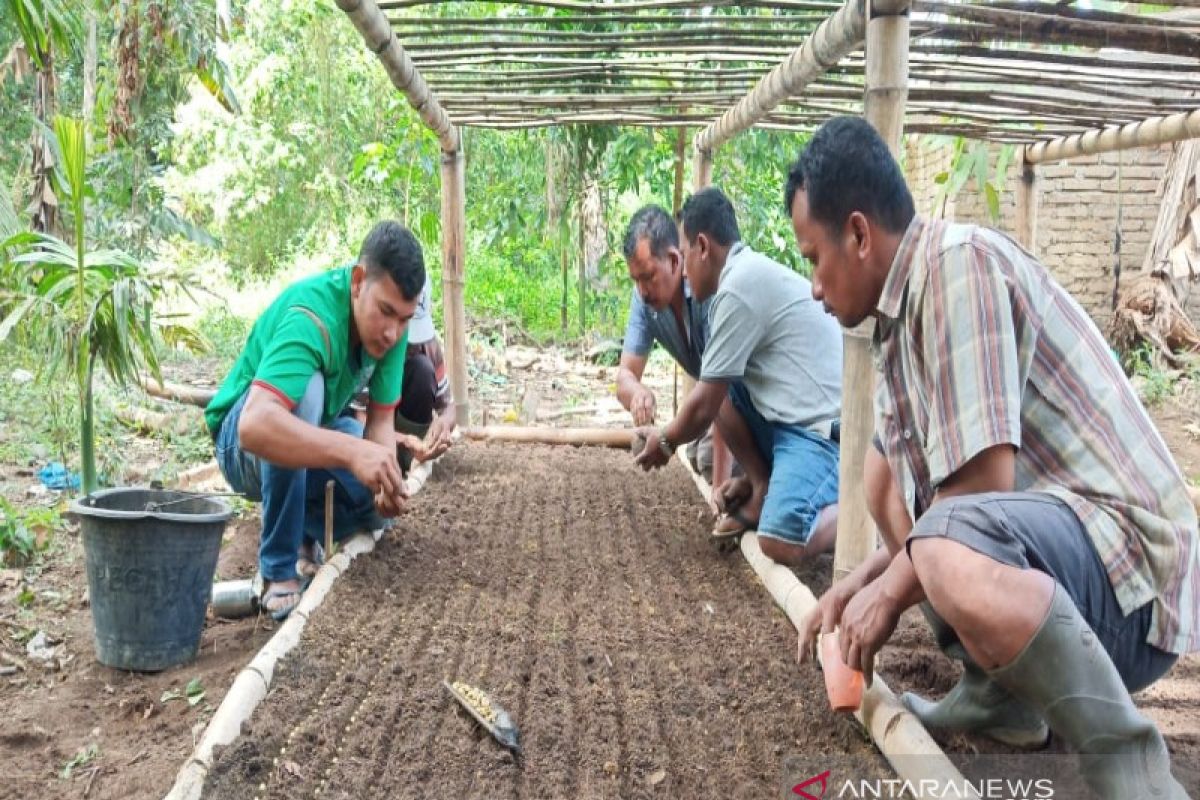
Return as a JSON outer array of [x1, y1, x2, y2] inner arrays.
[[821, 630, 864, 712]]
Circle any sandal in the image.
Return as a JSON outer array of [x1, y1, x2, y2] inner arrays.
[[261, 584, 303, 622], [296, 542, 325, 579], [711, 507, 758, 540]]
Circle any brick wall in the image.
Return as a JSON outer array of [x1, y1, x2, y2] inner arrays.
[[903, 136, 1172, 330]]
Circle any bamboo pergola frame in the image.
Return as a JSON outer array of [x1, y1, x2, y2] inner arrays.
[[334, 0, 1200, 785], [333, 0, 1200, 421]]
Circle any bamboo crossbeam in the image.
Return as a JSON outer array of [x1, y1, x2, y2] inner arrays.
[[462, 425, 634, 448], [917, 0, 1200, 58], [382, 0, 843, 10], [334, 0, 459, 153], [389, 13, 830, 27], [694, 0, 866, 156], [1024, 108, 1200, 164]]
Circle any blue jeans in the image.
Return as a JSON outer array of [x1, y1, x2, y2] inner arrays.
[[728, 382, 840, 546], [215, 374, 385, 582]]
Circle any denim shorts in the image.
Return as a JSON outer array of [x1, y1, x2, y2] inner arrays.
[[728, 382, 840, 546], [908, 491, 1178, 692]]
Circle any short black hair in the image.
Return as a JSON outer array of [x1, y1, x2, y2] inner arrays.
[[359, 220, 425, 301], [785, 116, 915, 235], [622, 204, 678, 261], [680, 187, 741, 247]]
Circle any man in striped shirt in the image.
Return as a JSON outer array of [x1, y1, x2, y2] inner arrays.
[[790, 116, 1196, 799]]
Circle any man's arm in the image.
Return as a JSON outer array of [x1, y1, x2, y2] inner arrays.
[[239, 386, 405, 503], [634, 379, 725, 469], [833, 443, 1018, 678], [616, 352, 656, 426]]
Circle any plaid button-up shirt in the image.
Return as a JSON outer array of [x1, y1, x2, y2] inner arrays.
[[873, 216, 1199, 654]]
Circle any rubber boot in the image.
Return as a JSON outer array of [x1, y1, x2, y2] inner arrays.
[[989, 584, 1187, 800], [902, 603, 1050, 748]]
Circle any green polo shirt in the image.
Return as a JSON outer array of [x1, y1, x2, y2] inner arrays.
[[205, 265, 408, 435]]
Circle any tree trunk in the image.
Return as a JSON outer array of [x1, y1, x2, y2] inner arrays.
[[84, 9, 97, 145], [30, 56, 57, 234], [1142, 140, 1200, 284]]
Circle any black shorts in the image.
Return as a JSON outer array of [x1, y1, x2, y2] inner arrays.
[[907, 491, 1177, 693]]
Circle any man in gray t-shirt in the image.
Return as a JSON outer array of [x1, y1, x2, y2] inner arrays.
[[635, 187, 843, 567]]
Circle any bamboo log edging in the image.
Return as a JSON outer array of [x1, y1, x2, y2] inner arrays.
[[693, 0, 866, 156], [674, 452, 977, 796], [162, 458, 436, 800], [1024, 108, 1200, 165], [141, 376, 216, 408], [462, 425, 634, 449], [334, 0, 459, 153]]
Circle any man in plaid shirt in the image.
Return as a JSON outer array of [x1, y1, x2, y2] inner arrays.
[[791, 116, 1196, 799]]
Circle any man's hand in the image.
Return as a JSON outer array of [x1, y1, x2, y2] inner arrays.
[[837, 577, 902, 686], [424, 415, 454, 459], [374, 487, 407, 518], [798, 577, 862, 665], [630, 387, 657, 427], [349, 439, 406, 510], [397, 432, 436, 464], [634, 426, 671, 470]]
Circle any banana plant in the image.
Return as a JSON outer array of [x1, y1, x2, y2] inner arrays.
[[0, 116, 202, 493]]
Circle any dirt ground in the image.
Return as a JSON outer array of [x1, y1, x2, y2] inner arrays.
[[203, 443, 889, 799], [0, 514, 271, 800]]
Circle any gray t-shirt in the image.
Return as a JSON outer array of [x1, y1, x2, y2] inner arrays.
[[700, 243, 843, 427], [621, 278, 710, 379]]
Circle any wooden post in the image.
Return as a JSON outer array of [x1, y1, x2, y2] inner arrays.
[[672, 125, 687, 215], [440, 149, 470, 427], [324, 480, 334, 558], [692, 146, 713, 193], [833, 0, 909, 583], [1014, 150, 1039, 254]]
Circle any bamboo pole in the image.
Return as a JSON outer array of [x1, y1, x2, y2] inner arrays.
[[693, 0, 866, 156], [832, 1, 909, 582], [916, 0, 1200, 59], [440, 149, 471, 426], [140, 375, 216, 407], [334, 0, 459, 153], [1014, 150, 1039, 254], [462, 425, 634, 448], [1024, 108, 1200, 165]]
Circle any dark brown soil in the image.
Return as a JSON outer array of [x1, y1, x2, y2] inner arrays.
[[204, 443, 888, 799]]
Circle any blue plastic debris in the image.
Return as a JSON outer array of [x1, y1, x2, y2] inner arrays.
[[37, 462, 81, 491]]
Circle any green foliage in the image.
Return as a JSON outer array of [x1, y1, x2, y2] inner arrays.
[[931, 137, 1016, 224], [714, 128, 812, 272], [1, 116, 202, 492], [1126, 344, 1177, 406], [0, 497, 60, 566], [59, 743, 99, 780]]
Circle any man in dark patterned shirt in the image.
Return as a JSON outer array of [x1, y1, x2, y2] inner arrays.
[[790, 116, 1195, 799]]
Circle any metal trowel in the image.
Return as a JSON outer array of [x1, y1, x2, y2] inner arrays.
[[443, 679, 523, 764]]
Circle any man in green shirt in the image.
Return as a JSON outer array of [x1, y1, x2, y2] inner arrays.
[[207, 221, 423, 619]]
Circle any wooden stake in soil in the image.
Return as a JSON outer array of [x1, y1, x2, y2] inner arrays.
[[324, 479, 335, 560]]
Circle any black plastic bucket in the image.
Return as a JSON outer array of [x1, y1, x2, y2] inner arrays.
[[71, 488, 232, 672]]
